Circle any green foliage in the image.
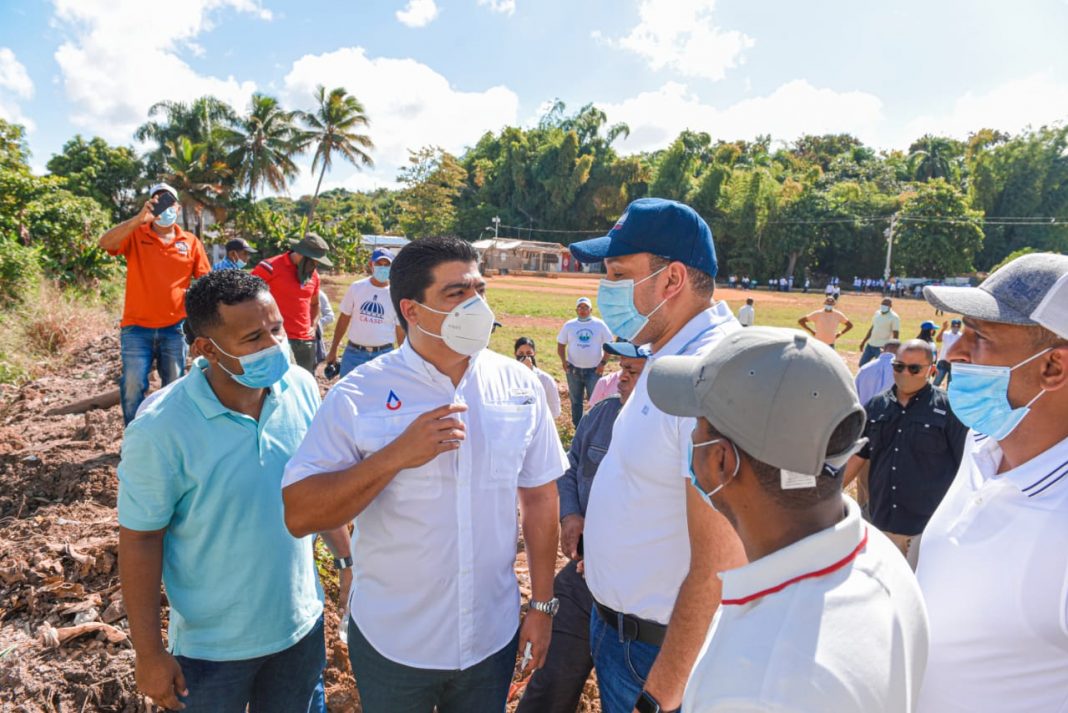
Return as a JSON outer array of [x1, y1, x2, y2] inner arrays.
[[46, 135, 145, 221], [23, 189, 115, 285], [907, 135, 965, 184], [894, 180, 984, 277], [0, 119, 30, 170], [0, 237, 42, 307], [397, 146, 467, 238], [224, 94, 302, 199]]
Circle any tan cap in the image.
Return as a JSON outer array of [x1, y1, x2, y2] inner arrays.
[[648, 327, 864, 476]]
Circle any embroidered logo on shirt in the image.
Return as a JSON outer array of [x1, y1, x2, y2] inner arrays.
[[577, 328, 593, 344], [175, 241, 189, 256], [386, 389, 402, 411]]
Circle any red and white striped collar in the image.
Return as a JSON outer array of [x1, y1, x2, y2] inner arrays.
[[720, 495, 867, 606]]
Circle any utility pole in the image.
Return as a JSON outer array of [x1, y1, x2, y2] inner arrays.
[[492, 215, 500, 239], [883, 214, 897, 282]]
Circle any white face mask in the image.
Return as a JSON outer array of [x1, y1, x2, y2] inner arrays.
[[415, 295, 496, 356]]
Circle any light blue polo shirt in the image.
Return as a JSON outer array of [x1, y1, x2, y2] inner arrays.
[[118, 358, 323, 661]]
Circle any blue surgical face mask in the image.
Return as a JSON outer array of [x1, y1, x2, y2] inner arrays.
[[687, 438, 740, 511], [235, 259, 247, 269], [948, 348, 1051, 441], [880, 305, 890, 314], [155, 206, 178, 228], [373, 265, 391, 282], [597, 266, 668, 342], [211, 337, 291, 389]]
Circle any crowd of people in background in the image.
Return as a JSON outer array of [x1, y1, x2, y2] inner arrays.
[[98, 186, 1068, 713]]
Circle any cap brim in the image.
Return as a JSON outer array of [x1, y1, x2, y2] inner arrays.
[[923, 285, 1034, 325], [647, 355, 703, 418], [246, 246, 258, 252], [568, 236, 612, 263], [603, 342, 641, 358], [313, 256, 333, 267]]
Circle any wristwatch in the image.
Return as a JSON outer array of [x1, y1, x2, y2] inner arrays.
[[529, 598, 560, 617], [333, 556, 353, 570], [635, 690, 678, 713]]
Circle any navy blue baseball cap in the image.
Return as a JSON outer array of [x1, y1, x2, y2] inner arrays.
[[603, 341, 652, 359], [569, 198, 718, 277], [371, 248, 395, 263]]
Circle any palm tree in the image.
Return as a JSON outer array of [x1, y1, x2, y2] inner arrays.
[[136, 97, 238, 178], [162, 136, 232, 236], [908, 135, 960, 182], [297, 86, 374, 228], [225, 94, 302, 201]]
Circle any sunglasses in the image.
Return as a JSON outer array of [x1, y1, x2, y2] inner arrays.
[[892, 361, 928, 375]]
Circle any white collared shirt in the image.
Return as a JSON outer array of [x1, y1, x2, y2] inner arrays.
[[584, 302, 741, 624], [683, 496, 929, 713], [282, 341, 567, 669], [916, 432, 1068, 713]]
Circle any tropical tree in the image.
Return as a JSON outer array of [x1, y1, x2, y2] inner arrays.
[[161, 136, 233, 235], [297, 86, 374, 228], [907, 134, 964, 183], [46, 135, 145, 220], [224, 94, 302, 200], [397, 146, 468, 239], [135, 97, 237, 178], [894, 180, 984, 277]]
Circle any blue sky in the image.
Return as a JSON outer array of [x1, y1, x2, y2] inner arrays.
[[2, 0, 1068, 195]]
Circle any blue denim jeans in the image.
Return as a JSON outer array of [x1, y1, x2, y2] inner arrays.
[[347, 616, 519, 713], [589, 606, 662, 713], [933, 359, 952, 387], [565, 366, 600, 427], [120, 322, 187, 425], [174, 616, 326, 713], [859, 343, 883, 368], [340, 343, 394, 378]]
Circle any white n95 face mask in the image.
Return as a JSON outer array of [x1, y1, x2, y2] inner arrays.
[[416, 295, 496, 356]]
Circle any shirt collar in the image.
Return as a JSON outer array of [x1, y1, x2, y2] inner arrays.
[[651, 301, 736, 359], [185, 357, 284, 420], [398, 338, 481, 388], [972, 432, 1068, 497], [719, 496, 867, 606]]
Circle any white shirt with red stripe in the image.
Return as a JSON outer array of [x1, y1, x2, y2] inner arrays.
[[916, 432, 1068, 713], [682, 496, 929, 713]]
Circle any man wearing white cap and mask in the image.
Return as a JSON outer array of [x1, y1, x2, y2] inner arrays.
[[915, 252, 1068, 713], [558, 296, 614, 427], [647, 327, 929, 712], [98, 183, 211, 424], [280, 237, 567, 713]]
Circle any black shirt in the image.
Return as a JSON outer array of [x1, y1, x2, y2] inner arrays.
[[859, 384, 968, 535]]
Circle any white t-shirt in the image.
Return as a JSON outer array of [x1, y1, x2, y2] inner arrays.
[[937, 330, 962, 361], [737, 304, 755, 327], [683, 497, 928, 713], [916, 432, 1068, 713], [339, 278, 399, 347], [584, 303, 741, 624], [557, 317, 613, 369], [533, 367, 561, 420]]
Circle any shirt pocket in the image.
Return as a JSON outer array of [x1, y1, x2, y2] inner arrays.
[[586, 443, 609, 466], [357, 415, 445, 501], [911, 416, 947, 454], [481, 401, 535, 489]]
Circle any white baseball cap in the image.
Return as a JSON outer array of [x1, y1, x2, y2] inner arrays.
[[149, 182, 178, 200], [576, 297, 592, 308], [1033, 272, 1068, 340]]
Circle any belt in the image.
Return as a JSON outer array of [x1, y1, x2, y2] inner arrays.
[[347, 341, 393, 353], [594, 600, 667, 647]]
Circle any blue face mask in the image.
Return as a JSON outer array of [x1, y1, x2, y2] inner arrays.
[[687, 438, 740, 511], [235, 259, 247, 269], [597, 266, 668, 341], [155, 206, 178, 228], [948, 348, 1050, 440], [211, 337, 291, 389], [373, 265, 391, 282]]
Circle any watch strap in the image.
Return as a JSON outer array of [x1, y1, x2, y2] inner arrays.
[[333, 556, 353, 569]]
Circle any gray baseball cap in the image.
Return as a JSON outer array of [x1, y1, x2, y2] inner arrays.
[[923, 252, 1068, 326], [648, 327, 865, 476]]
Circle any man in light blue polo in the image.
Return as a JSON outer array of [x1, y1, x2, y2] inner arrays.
[[117, 270, 351, 712]]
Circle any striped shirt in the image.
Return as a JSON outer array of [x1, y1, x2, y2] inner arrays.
[[916, 431, 1068, 713]]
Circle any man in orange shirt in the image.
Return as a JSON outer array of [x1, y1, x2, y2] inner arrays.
[[252, 233, 332, 374], [98, 183, 210, 425], [799, 296, 854, 349]]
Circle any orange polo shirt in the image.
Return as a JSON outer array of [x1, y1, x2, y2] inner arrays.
[[251, 252, 320, 340], [108, 224, 211, 328]]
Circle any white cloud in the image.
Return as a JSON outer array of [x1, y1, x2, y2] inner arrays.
[[478, 0, 516, 16], [0, 47, 35, 130], [396, 0, 439, 28], [899, 73, 1068, 145], [596, 80, 885, 153], [601, 0, 753, 81], [49, 0, 269, 142], [282, 46, 519, 193]]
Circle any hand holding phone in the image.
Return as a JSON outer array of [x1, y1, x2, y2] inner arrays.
[[151, 191, 177, 217]]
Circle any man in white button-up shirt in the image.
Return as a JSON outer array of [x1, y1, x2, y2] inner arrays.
[[281, 237, 568, 713], [568, 198, 746, 713], [917, 253, 1068, 713], [648, 327, 928, 713]]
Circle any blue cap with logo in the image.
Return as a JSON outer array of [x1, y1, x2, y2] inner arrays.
[[371, 248, 396, 263], [568, 197, 718, 277]]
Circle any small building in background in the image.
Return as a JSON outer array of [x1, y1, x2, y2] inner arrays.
[[472, 238, 567, 274]]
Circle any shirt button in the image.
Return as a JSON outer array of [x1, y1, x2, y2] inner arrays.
[[897, 429, 902, 433], [892, 504, 898, 508], [892, 466, 896, 470], [894, 448, 899, 452], [892, 485, 896, 490]]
